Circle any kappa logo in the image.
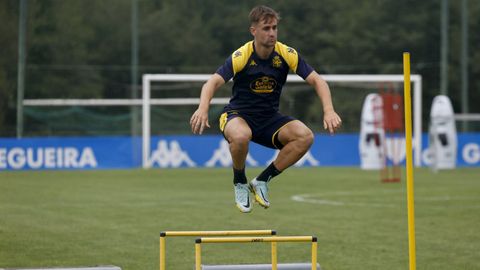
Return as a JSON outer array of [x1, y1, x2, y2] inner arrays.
[[287, 47, 296, 54], [234, 51, 242, 58], [205, 140, 258, 167], [149, 140, 196, 168]]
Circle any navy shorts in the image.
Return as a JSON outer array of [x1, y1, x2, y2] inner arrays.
[[219, 109, 296, 149]]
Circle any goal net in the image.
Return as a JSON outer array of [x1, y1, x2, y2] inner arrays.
[[141, 74, 423, 168]]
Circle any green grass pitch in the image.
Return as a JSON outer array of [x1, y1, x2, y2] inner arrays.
[[1, 167, 479, 270]]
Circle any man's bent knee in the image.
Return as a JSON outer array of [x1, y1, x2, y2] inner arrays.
[[278, 121, 313, 147], [300, 128, 314, 147], [224, 117, 252, 145], [292, 128, 314, 153], [228, 131, 251, 145]]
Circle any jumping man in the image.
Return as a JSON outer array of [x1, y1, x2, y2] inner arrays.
[[190, 5, 342, 213]]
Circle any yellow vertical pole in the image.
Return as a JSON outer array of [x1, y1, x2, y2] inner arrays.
[[311, 238, 318, 270], [160, 235, 165, 270], [195, 240, 202, 270], [403, 52, 417, 270], [271, 242, 278, 270]]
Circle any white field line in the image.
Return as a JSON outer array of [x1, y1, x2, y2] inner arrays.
[[291, 190, 480, 208]]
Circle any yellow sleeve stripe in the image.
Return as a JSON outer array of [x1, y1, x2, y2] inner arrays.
[[274, 41, 299, 72], [232, 41, 254, 75]]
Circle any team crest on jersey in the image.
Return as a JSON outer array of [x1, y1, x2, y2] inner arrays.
[[272, 56, 282, 68], [250, 76, 277, 93], [250, 59, 257, 66]]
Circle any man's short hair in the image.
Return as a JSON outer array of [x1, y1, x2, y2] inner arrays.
[[249, 5, 280, 25]]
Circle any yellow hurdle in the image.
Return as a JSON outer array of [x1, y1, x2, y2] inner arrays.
[[403, 52, 417, 270], [194, 236, 318, 270], [159, 230, 276, 270]]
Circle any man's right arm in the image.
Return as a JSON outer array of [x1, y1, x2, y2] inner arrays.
[[190, 73, 225, 134]]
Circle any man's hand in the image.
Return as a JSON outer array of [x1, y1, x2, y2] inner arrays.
[[190, 108, 210, 134], [323, 110, 342, 134], [190, 73, 225, 134]]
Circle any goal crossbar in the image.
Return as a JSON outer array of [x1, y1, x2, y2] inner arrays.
[[142, 74, 423, 168], [23, 98, 230, 106]]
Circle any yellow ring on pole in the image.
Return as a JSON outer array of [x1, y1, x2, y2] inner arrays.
[[403, 52, 417, 270]]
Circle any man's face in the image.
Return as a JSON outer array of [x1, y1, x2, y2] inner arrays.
[[250, 17, 278, 48]]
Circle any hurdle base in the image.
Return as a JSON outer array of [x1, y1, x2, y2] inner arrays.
[[200, 263, 320, 270], [381, 178, 401, 183], [0, 266, 121, 270]]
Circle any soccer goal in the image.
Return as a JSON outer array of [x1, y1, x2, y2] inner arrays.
[[142, 74, 423, 168]]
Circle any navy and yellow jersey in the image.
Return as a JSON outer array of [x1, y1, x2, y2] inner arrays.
[[216, 41, 314, 115]]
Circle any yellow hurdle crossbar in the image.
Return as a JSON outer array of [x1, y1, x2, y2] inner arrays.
[[198, 236, 314, 243], [194, 236, 318, 270], [403, 52, 417, 270], [161, 230, 275, 237], [160, 230, 276, 270]]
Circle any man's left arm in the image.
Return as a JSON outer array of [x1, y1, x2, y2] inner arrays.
[[305, 71, 342, 134]]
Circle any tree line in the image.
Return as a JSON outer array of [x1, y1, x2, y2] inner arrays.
[[0, 0, 478, 136]]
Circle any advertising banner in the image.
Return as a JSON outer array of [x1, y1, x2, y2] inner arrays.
[[1, 133, 479, 171]]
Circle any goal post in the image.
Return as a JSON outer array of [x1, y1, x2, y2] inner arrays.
[[141, 74, 423, 168]]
